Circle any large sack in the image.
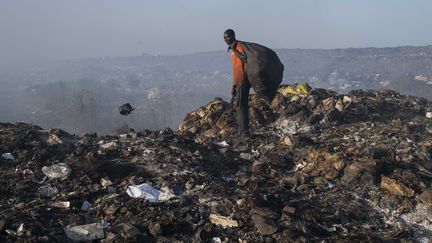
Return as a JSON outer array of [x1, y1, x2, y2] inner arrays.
[[238, 41, 284, 102]]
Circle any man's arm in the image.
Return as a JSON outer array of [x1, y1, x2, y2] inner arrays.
[[231, 41, 247, 62], [230, 41, 247, 104]]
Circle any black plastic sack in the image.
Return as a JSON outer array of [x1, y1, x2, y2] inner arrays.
[[119, 103, 134, 116], [237, 41, 284, 102]]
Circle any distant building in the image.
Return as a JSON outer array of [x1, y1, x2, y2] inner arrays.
[[415, 75, 428, 82]]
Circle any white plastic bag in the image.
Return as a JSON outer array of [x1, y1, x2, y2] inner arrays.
[[126, 183, 160, 202]]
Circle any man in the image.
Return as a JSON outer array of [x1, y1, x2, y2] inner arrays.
[[224, 29, 251, 139]]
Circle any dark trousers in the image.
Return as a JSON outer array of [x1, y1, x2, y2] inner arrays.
[[235, 83, 251, 134]]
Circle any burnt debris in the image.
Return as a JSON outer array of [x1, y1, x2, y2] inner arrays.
[[1, 85, 432, 242]]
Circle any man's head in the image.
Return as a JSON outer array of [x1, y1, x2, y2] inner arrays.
[[224, 29, 236, 45]]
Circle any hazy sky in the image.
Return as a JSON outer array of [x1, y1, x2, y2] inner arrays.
[[1, 0, 431, 64]]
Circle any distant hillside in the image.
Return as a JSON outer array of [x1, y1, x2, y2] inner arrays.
[[277, 45, 432, 96], [0, 45, 431, 134]]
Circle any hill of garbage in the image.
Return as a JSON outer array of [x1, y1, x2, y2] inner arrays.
[[1, 84, 432, 242]]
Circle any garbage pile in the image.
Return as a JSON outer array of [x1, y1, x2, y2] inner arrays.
[[1, 84, 432, 242]]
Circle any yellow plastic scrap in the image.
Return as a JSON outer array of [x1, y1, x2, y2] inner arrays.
[[296, 83, 312, 94], [279, 83, 312, 96], [279, 86, 298, 96]]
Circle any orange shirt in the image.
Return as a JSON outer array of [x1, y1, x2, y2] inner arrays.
[[231, 42, 247, 86]]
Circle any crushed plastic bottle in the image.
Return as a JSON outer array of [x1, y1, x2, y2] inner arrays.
[[41, 163, 71, 180], [64, 222, 107, 241], [38, 184, 59, 197]]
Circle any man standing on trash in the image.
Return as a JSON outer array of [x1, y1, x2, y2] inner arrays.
[[224, 29, 251, 140]]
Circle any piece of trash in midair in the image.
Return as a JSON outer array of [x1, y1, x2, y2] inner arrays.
[[119, 103, 134, 116]]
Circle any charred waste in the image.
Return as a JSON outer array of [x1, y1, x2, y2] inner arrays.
[[1, 85, 432, 242]]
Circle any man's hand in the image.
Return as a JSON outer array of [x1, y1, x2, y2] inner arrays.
[[231, 85, 237, 104]]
